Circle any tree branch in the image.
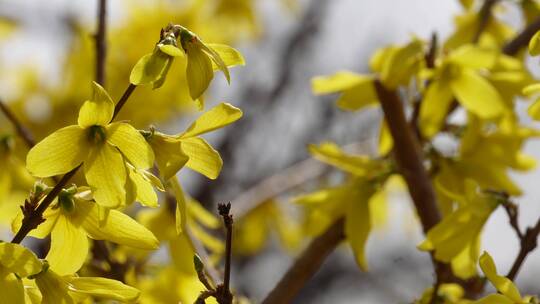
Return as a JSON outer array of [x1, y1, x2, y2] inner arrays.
[[472, 0, 499, 43], [503, 15, 540, 56], [374, 80, 441, 232], [506, 216, 540, 281], [216, 203, 234, 304], [95, 0, 107, 86], [261, 218, 345, 304], [0, 99, 35, 149]]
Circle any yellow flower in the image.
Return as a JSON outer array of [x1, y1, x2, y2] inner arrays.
[[419, 45, 508, 138], [0, 242, 43, 303], [472, 252, 537, 304], [34, 265, 140, 303], [26, 82, 155, 208], [12, 186, 159, 275], [294, 142, 394, 271], [146, 102, 242, 181], [444, 11, 514, 50], [419, 180, 498, 279], [130, 24, 245, 103]]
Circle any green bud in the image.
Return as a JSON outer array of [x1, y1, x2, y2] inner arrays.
[[58, 188, 76, 212], [193, 254, 204, 273], [32, 180, 49, 197]]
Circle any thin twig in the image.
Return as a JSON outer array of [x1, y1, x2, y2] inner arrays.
[[231, 141, 371, 220], [95, 0, 107, 86], [472, 0, 499, 43], [502, 200, 524, 240], [503, 15, 540, 55], [216, 203, 234, 304], [0, 99, 35, 149], [261, 218, 345, 304], [506, 217, 540, 280], [11, 83, 137, 244], [193, 0, 331, 206]]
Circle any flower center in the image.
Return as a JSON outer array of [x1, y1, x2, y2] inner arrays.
[[88, 125, 107, 144]]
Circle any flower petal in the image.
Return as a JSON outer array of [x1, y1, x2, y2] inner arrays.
[[312, 71, 370, 95], [207, 43, 245, 70], [78, 82, 115, 128], [308, 142, 380, 176], [419, 79, 454, 138], [345, 187, 374, 271], [200, 43, 231, 84], [67, 277, 140, 302], [129, 52, 170, 86], [0, 273, 26, 304], [149, 134, 188, 181], [35, 271, 73, 304], [170, 178, 187, 235], [479, 252, 523, 302], [127, 167, 158, 207], [528, 30, 540, 56], [80, 200, 159, 250], [181, 103, 242, 138], [180, 137, 222, 179], [26, 125, 89, 177], [0, 243, 42, 277], [186, 44, 214, 100], [84, 145, 126, 208], [46, 215, 88, 275], [451, 69, 506, 119], [473, 294, 513, 304], [107, 122, 154, 169]]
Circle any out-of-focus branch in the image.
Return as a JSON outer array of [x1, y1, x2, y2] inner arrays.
[[194, 0, 331, 205], [503, 15, 540, 55], [95, 0, 107, 86], [472, 0, 499, 43], [231, 141, 370, 219], [505, 213, 540, 281], [261, 218, 345, 304], [0, 99, 35, 149], [216, 203, 234, 304]]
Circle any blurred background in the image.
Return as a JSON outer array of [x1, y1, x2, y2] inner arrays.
[[0, 0, 539, 303]]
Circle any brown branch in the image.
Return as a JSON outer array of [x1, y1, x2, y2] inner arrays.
[[261, 218, 345, 304], [193, 0, 331, 206], [374, 80, 441, 232], [11, 83, 137, 244], [216, 203, 234, 304], [502, 200, 524, 240], [95, 0, 107, 86], [472, 0, 499, 43], [506, 216, 540, 281], [0, 99, 35, 149], [503, 15, 540, 56]]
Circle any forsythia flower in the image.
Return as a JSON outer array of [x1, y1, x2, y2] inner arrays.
[[0, 242, 139, 303], [311, 39, 423, 111], [146, 102, 243, 181], [34, 265, 139, 303], [419, 45, 507, 138], [26, 82, 155, 208], [12, 186, 159, 275], [444, 10, 514, 50], [0, 242, 43, 303], [473, 252, 538, 304], [130, 24, 245, 103], [419, 180, 498, 279], [294, 142, 392, 270]]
